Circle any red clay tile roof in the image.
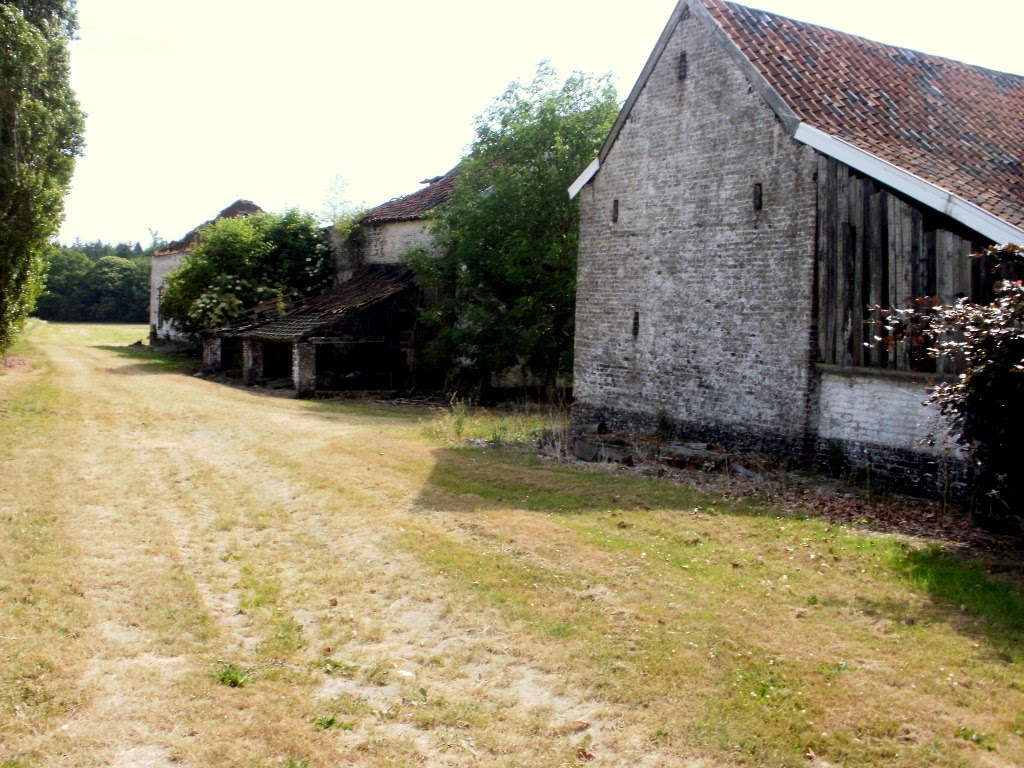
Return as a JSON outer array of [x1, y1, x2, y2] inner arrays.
[[156, 200, 263, 255], [703, 0, 1024, 228], [361, 166, 459, 224]]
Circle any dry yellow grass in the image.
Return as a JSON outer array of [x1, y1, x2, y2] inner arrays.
[[1, 321, 1022, 767]]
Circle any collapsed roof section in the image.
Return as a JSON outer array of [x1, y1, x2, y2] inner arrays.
[[156, 200, 263, 256], [360, 166, 460, 224], [208, 264, 416, 343]]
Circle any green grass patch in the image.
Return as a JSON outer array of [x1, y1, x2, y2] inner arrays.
[[313, 714, 354, 731], [955, 724, 993, 748], [320, 658, 358, 676], [894, 544, 1024, 663], [405, 445, 1024, 766], [235, 567, 308, 656], [214, 662, 253, 688], [423, 447, 710, 514]]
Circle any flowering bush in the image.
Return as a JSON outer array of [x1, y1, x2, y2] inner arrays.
[[161, 209, 331, 335]]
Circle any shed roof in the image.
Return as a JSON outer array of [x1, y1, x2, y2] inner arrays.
[[228, 264, 415, 342], [575, 0, 1024, 242], [361, 166, 459, 224], [156, 200, 263, 256]]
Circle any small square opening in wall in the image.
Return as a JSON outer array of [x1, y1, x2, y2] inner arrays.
[[753, 182, 763, 211], [612, 199, 619, 223], [678, 52, 688, 81], [632, 311, 640, 338]]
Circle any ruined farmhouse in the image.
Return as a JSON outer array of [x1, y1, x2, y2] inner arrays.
[[198, 169, 457, 395], [570, 0, 1024, 492], [149, 200, 263, 341], [333, 166, 458, 283]]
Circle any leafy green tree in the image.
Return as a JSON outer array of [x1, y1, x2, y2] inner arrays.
[[82, 255, 148, 322], [34, 242, 150, 322], [33, 244, 90, 320], [160, 209, 331, 335], [405, 64, 618, 398], [0, 0, 84, 352]]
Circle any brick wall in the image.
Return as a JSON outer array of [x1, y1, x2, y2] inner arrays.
[[574, 7, 818, 454], [815, 369, 966, 495], [817, 370, 952, 452]]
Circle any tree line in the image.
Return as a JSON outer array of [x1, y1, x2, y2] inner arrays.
[[33, 241, 150, 323]]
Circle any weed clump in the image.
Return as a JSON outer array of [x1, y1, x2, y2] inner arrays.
[[214, 662, 253, 688]]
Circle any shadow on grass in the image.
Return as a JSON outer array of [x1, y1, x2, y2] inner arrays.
[[895, 545, 1024, 663], [415, 445, 1024, 664], [414, 444, 712, 515], [94, 344, 198, 375]]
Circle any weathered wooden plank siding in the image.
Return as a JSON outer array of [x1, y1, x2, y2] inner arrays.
[[849, 175, 865, 366], [815, 156, 990, 373], [866, 190, 886, 367]]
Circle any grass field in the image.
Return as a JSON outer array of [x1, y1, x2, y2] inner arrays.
[[1, 321, 1022, 767]]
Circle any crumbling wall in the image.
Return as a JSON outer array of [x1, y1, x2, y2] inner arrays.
[[149, 251, 189, 340], [333, 220, 437, 283]]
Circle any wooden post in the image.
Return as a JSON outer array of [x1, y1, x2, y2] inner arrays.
[[867, 191, 885, 367], [816, 155, 835, 364]]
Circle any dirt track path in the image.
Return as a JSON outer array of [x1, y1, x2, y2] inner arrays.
[[9, 326, 1023, 768], [0, 326, 661, 768]]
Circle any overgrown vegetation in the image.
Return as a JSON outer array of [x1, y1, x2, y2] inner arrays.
[[0, 0, 85, 353], [405, 63, 618, 399], [422, 401, 568, 446], [882, 244, 1024, 523], [160, 209, 331, 335]]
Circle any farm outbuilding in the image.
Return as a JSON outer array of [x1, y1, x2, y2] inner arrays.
[[570, 0, 1024, 493], [200, 170, 456, 396], [332, 166, 458, 283], [201, 265, 418, 396]]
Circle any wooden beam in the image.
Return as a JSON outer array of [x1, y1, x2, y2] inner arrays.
[[835, 162, 852, 366], [851, 176, 866, 366], [816, 154, 834, 363], [867, 191, 885, 367], [887, 195, 912, 370]]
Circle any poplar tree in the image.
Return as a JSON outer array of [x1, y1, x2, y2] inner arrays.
[[0, 0, 84, 352]]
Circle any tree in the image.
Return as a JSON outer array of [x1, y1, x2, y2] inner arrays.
[[0, 1, 84, 353], [883, 244, 1024, 523], [34, 242, 150, 322], [405, 64, 618, 399], [33, 244, 90, 320], [160, 209, 331, 335], [82, 255, 148, 322]]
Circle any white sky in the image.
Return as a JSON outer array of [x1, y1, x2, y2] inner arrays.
[[59, 0, 1024, 246]]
